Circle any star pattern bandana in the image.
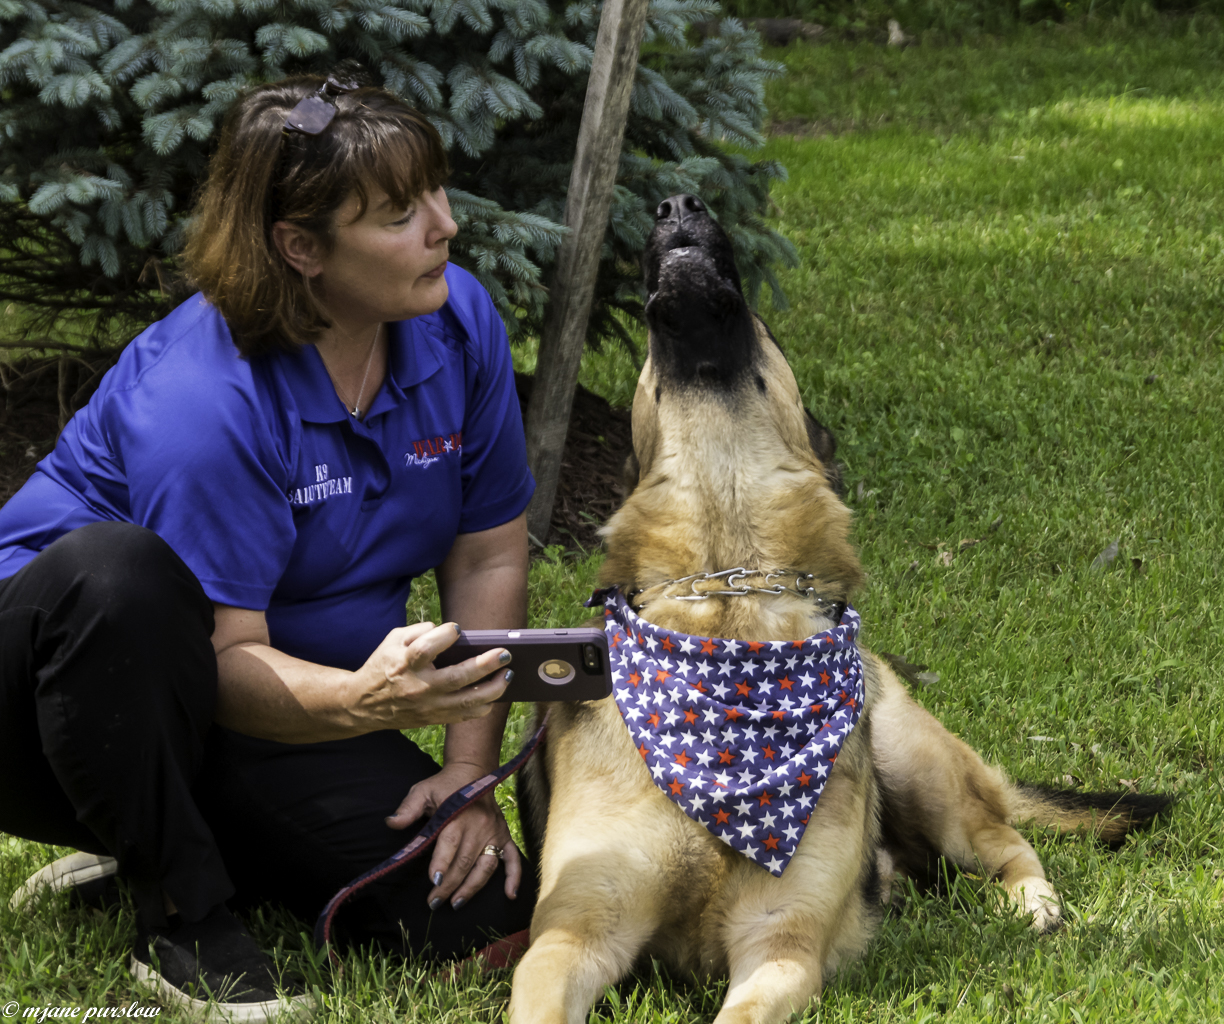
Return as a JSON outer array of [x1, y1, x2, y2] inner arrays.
[[588, 587, 865, 876]]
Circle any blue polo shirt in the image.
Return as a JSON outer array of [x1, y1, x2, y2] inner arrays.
[[0, 266, 534, 671]]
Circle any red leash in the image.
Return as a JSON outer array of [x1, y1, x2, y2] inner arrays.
[[314, 717, 548, 967]]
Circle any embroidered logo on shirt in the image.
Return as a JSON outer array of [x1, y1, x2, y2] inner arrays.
[[405, 432, 462, 469], [290, 463, 354, 506], [589, 587, 864, 876]]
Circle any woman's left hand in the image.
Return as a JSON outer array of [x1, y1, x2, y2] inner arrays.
[[386, 761, 522, 910]]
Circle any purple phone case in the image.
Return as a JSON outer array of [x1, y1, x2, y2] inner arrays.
[[432, 627, 612, 702]]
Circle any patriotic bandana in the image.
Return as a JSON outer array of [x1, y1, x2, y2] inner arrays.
[[587, 586, 865, 876]]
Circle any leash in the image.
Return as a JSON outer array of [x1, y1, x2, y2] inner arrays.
[[314, 716, 549, 964]]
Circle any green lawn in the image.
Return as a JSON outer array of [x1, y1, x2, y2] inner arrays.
[[4, 19, 1223, 1023]]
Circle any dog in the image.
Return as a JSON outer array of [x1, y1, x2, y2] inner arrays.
[[507, 194, 1170, 1024]]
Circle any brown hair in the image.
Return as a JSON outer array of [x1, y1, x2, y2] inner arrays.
[[181, 77, 449, 357]]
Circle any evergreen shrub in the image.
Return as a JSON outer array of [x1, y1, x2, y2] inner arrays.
[[0, 0, 794, 350]]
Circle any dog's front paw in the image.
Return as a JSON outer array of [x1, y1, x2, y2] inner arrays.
[[1008, 876, 1061, 933]]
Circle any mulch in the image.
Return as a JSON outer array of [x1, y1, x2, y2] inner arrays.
[[0, 356, 75, 505], [0, 355, 631, 556], [513, 372, 632, 553]]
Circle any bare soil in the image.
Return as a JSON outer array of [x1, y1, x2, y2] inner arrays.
[[514, 372, 632, 553], [0, 356, 73, 504], [0, 357, 629, 555]]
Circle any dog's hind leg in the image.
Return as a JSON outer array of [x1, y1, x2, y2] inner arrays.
[[870, 661, 1061, 931]]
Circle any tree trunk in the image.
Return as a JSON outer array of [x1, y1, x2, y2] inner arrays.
[[523, 0, 650, 545]]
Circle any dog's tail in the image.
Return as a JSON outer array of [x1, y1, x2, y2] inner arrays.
[[1010, 784, 1175, 846]]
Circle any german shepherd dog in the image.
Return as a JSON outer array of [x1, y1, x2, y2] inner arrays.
[[508, 195, 1170, 1024]]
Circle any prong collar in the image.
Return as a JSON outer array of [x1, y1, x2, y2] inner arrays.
[[628, 568, 846, 620]]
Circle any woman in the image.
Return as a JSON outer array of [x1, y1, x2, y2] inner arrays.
[[0, 75, 535, 1018]]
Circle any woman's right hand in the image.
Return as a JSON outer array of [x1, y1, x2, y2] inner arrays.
[[346, 621, 511, 731]]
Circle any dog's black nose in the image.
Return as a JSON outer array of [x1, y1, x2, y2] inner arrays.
[[656, 194, 707, 224]]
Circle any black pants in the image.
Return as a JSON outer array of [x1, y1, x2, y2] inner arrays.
[[0, 522, 534, 958]]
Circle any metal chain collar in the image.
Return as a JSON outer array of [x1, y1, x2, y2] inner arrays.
[[628, 568, 845, 616]]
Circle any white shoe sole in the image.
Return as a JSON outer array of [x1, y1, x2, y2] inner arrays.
[[8, 852, 118, 913], [129, 956, 316, 1023]]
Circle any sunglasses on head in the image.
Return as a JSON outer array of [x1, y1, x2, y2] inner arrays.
[[283, 69, 363, 136]]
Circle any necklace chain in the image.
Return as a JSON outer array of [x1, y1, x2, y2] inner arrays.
[[323, 323, 381, 418]]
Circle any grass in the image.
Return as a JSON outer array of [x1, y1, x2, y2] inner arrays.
[[4, 17, 1224, 1023]]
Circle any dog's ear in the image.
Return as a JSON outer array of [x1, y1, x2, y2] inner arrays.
[[622, 450, 641, 493], [804, 409, 845, 498]]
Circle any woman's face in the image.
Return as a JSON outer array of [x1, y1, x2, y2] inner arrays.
[[309, 185, 458, 327]]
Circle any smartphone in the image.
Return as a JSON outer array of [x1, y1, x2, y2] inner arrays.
[[432, 627, 613, 702]]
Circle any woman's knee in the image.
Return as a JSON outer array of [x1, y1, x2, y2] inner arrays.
[[43, 523, 213, 630], [30, 523, 218, 734]]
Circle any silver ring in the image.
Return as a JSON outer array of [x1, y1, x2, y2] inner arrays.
[[481, 844, 504, 860]]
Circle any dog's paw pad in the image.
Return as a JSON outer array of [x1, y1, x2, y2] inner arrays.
[[1028, 898, 1062, 933], [1008, 878, 1061, 933]]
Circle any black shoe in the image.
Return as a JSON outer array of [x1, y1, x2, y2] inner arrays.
[[9, 852, 121, 913], [130, 905, 315, 1022]]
